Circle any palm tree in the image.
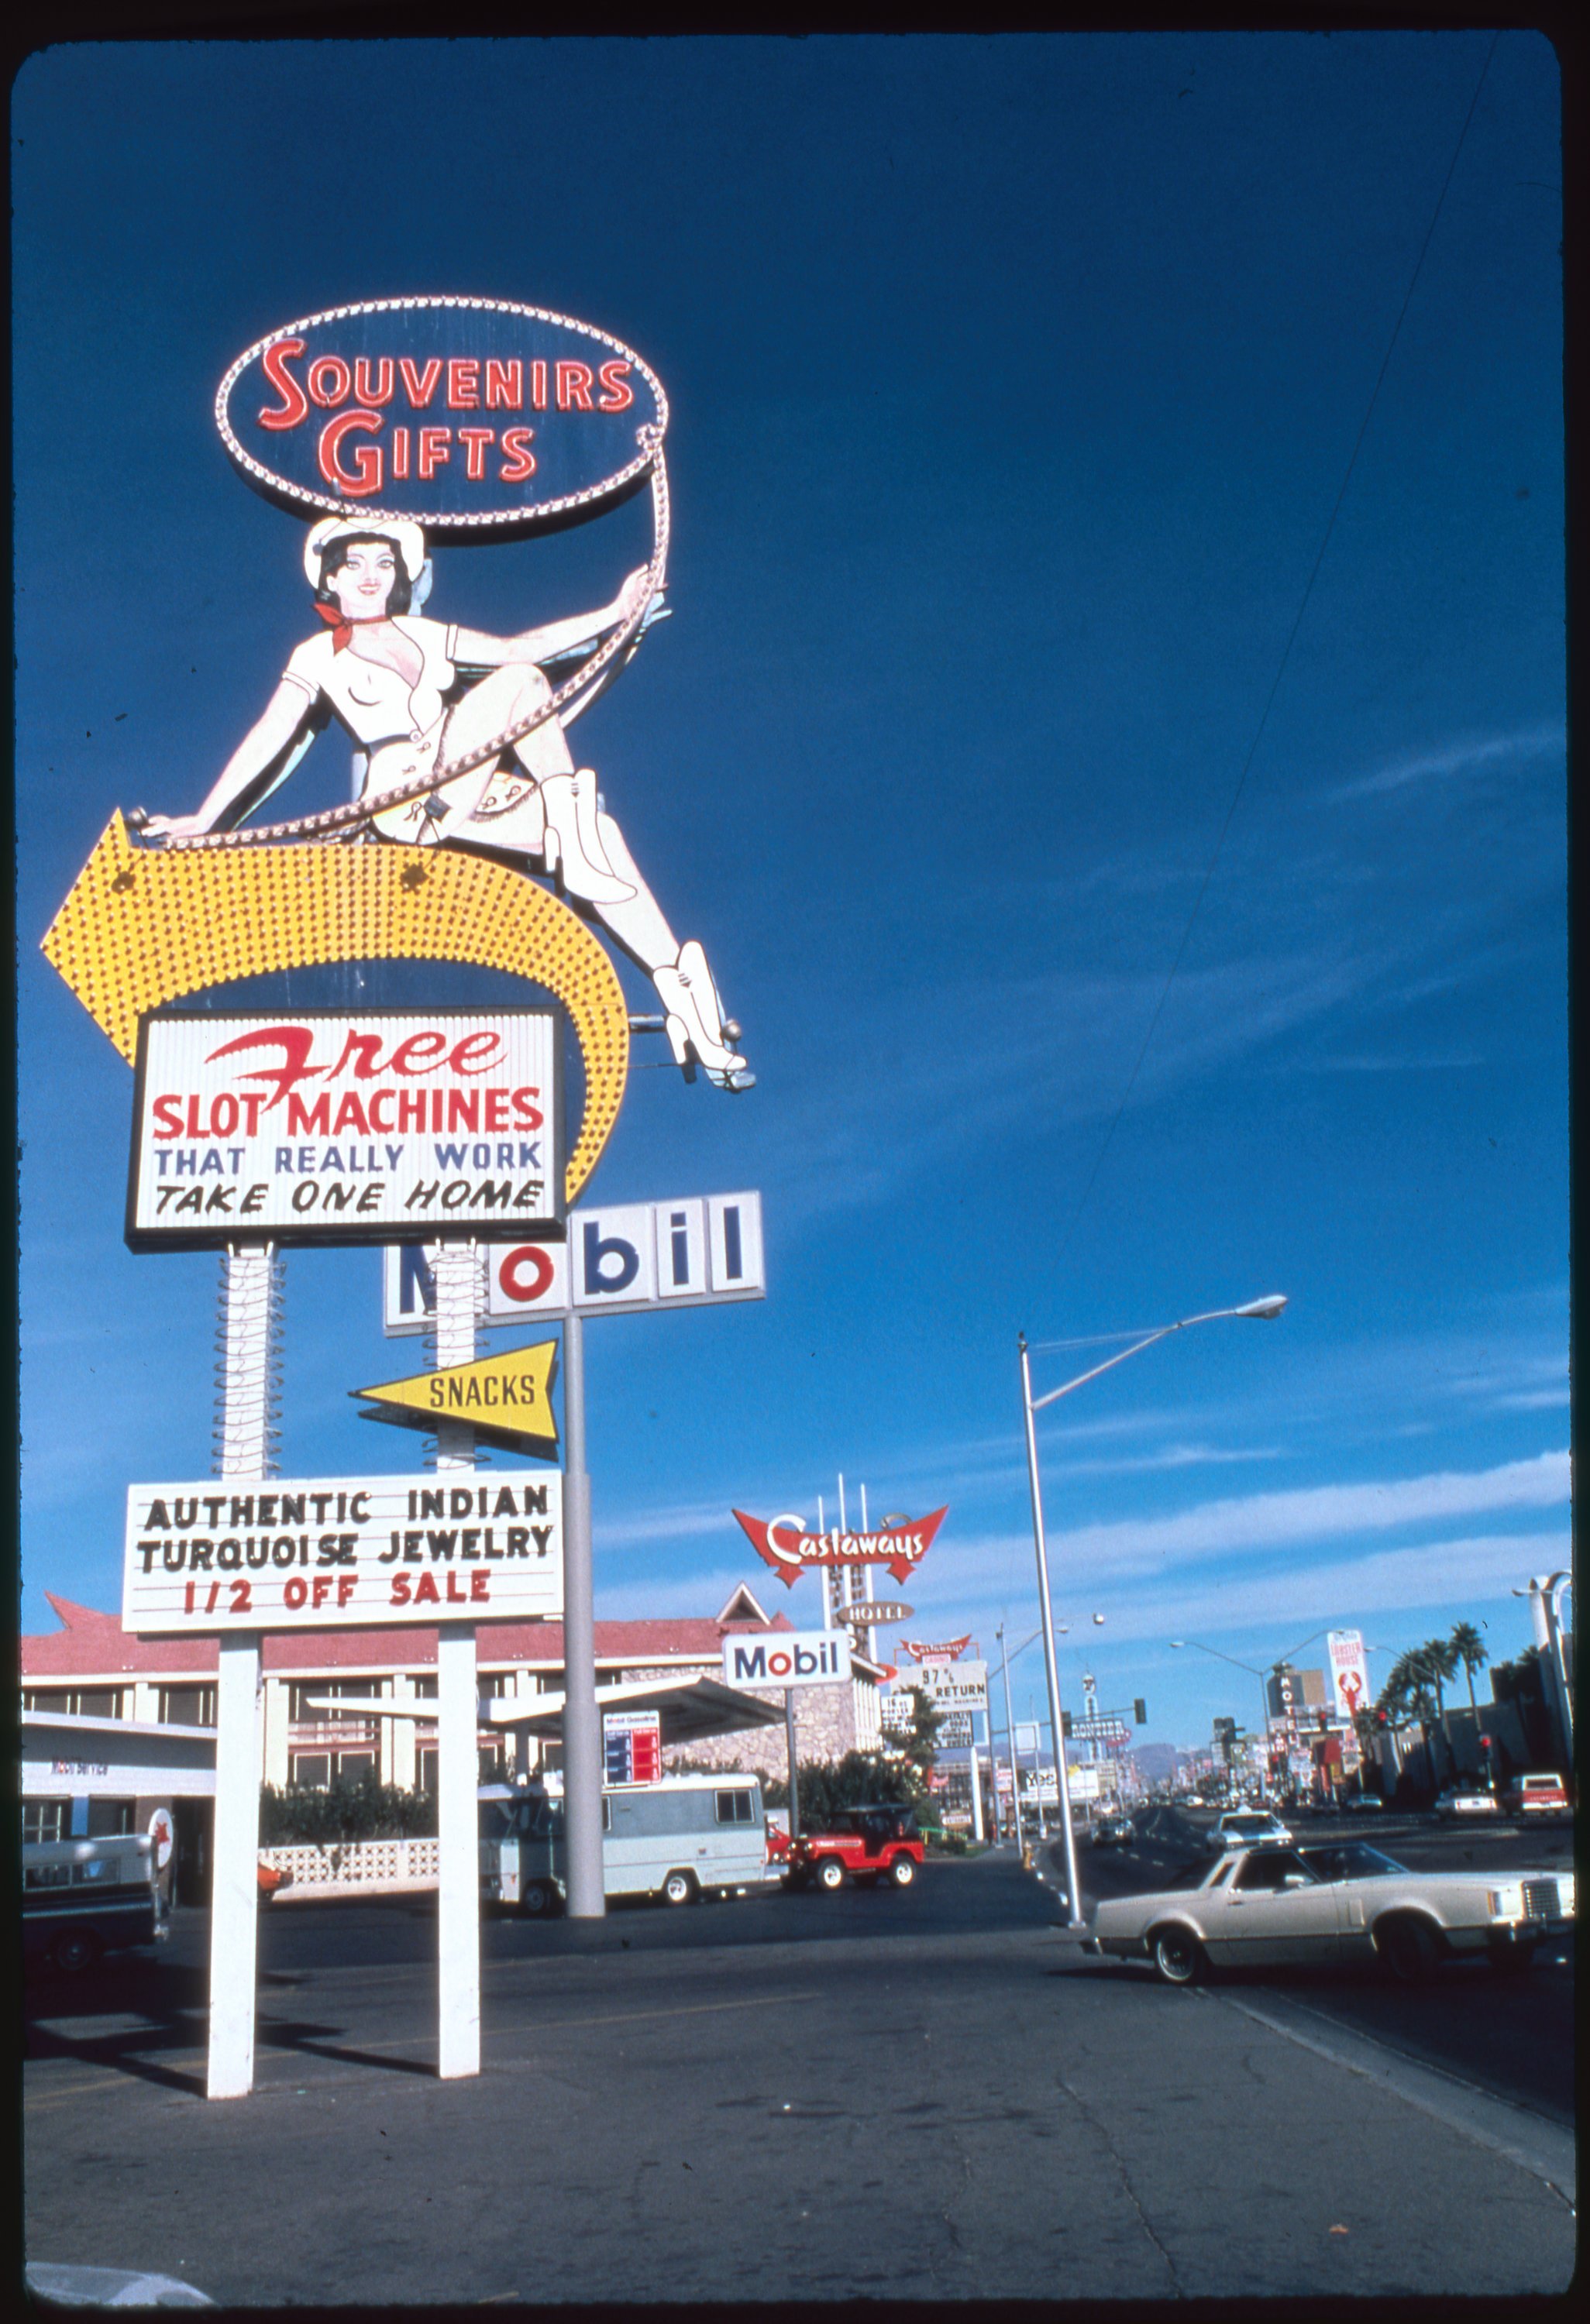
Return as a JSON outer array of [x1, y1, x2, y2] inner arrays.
[[1450, 1621, 1488, 1713], [1420, 1635, 1459, 1722], [1380, 1652, 1438, 1795], [1380, 1652, 1430, 1732], [1416, 1638, 1460, 1782]]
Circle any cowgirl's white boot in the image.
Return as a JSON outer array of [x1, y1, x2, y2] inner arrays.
[[539, 770, 635, 906], [653, 940, 755, 1089]]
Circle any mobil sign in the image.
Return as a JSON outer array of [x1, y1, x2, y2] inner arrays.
[[383, 1191, 763, 1331], [721, 1631, 849, 1691]]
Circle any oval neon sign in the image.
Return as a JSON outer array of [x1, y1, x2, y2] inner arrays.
[[216, 295, 667, 533]]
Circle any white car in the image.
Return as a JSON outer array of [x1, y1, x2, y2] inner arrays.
[[1084, 1841, 1575, 1984], [1206, 1808, 1292, 1854], [1432, 1786, 1501, 1819]]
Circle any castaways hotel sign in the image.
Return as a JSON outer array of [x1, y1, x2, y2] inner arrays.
[[731, 1507, 949, 1589], [216, 294, 667, 528]]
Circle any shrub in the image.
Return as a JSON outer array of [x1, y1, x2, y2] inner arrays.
[[762, 1750, 929, 1828], [260, 1775, 438, 1846]]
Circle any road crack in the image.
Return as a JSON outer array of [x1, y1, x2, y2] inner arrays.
[[1055, 2071, 1182, 2296]]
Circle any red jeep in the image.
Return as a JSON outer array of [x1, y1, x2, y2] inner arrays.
[[787, 1804, 925, 1892]]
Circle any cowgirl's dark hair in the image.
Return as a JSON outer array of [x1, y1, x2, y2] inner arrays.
[[315, 533, 411, 615]]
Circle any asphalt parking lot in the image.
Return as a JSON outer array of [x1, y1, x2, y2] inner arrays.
[[23, 1846, 1576, 2305]]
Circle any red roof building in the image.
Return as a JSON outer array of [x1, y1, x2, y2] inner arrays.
[[21, 1583, 882, 1795]]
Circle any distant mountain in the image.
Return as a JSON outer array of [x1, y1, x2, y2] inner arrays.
[[1130, 1742, 1181, 1783]]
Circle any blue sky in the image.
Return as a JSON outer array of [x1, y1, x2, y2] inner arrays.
[[14, 33, 1568, 1748]]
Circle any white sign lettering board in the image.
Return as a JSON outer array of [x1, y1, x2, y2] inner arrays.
[[124, 1475, 563, 1633], [721, 1631, 848, 1690], [382, 1191, 764, 1332], [891, 1661, 989, 1714], [1327, 1628, 1371, 1722], [128, 1007, 562, 1250]]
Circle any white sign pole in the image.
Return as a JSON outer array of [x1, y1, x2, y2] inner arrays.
[[432, 1240, 480, 2081], [560, 1308, 604, 1918], [205, 1244, 278, 2101]]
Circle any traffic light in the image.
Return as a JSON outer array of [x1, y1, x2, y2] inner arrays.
[[1061, 1710, 1074, 1739], [1134, 1698, 1147, 1726]]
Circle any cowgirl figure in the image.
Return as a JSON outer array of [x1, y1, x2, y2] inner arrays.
[[142, 516, 752, 1090]]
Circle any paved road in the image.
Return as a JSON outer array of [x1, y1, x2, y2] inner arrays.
[[24, 1848, 1575, 2304], [1058, 1807, 1576, 2124]]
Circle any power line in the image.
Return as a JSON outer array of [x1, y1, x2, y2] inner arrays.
[[1035, 33, 1502, 1315]]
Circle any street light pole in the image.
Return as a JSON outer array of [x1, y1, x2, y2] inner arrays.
[[1019, 1335, 1084, 1926], [1170, 1624, 1331, 1803], [1019, 1294, 1285, 1926]]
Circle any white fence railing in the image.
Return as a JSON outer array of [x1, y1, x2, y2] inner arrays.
[[259, 1838, 440, 1899]]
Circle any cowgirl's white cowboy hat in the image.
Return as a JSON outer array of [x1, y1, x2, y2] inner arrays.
[[303, 515, 431, 607]]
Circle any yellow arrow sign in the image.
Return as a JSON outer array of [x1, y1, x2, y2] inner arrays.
[[40, 813, 629, 1205], [354, 1340, 559, 1456]]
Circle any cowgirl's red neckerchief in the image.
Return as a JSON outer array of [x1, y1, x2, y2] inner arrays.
[[316, 603, 391, 653]]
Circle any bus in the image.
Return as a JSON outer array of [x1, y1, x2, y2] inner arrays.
[[479, 1774, 776, 1913], [22, 1833, 167, 1976]]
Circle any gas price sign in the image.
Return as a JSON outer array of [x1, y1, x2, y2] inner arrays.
[[604, 1710, 662, 1786], [124, 1475, 563, 1633]]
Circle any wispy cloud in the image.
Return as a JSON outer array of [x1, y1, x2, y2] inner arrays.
[[856, 1449, 1570, 1610], [1053, 1449, 1568, 1574], [1325, 722, 1564, 804], [1124, 1530, 1575, 1645], [595, 1500, 743, 1551], [839, 1525, 1574, 1668]]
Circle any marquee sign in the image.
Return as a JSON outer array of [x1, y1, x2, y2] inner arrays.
[[126, 1006, 561, 1250], [731, 1508, 949, 1590], [887, 1661, 989, 1714], [898, 1635, 973, 1666], [216, 296, 667, 531], [124, 1474, 563, 1634]]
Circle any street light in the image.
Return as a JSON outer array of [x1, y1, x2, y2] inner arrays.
[[1019, 1294, 1287, 1928], [1170, 1624, 1330, 1803], [1512, 1572, 1574, 1754]]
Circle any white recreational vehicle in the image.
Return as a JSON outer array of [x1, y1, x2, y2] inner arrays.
[[479, 1773, 775, 1913]]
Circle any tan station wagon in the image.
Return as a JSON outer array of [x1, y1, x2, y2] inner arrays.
[[1082, 1841, 1575, 1985]]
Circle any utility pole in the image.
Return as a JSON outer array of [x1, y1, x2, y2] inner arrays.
[[997, 1623, 1025, 1859]]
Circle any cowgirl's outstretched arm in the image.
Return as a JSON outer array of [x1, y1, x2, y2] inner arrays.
[[450, 566, 655, 669], [140, 679, 314, 839]]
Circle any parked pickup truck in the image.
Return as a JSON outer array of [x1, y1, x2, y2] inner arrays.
[[786, 1804, 925, 1892], [1502, 1772, 1571, 1814]]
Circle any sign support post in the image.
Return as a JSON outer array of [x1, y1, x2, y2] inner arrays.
[[205, 1243, 278, 2101], [785, 1692, 800, 1839], [432, 1241, 480, 2081], [561, 1308, 604, 1919]]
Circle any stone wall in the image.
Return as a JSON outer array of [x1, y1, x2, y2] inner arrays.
[[664, 1679, 877, 1782]]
